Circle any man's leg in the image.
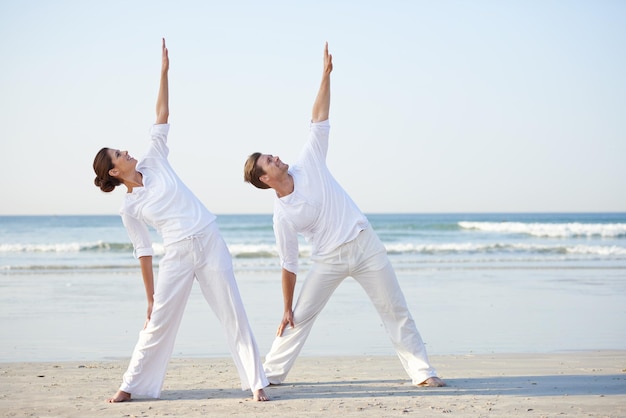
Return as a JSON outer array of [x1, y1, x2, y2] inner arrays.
[[263, 260, 346, 384], [351, 228, 441, 386]]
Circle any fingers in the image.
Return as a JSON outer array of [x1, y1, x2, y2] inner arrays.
[[276, 320, 288, 336], [276, 317, 295, 336], [161, 38, 169, 72], [323, 41, 333, 73]]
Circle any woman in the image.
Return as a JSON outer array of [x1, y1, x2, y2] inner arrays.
[[93, 38, 269, 402]]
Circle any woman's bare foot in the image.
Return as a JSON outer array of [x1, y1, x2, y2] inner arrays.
[[418, 376, 446, 387], [107, 390, 131, 403], [253, 388, 270, 401]]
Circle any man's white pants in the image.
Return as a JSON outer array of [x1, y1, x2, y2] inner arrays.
[[263, 226, 437, 385], [119, 222, 268, 398]]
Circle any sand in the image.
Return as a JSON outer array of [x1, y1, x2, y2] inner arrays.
[[1, 351, 624, 417]]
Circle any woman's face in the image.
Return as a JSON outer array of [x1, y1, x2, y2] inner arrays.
[[107, 149, 137, 177]]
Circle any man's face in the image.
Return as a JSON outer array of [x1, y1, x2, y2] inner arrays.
[[257, 154, 288, 182]]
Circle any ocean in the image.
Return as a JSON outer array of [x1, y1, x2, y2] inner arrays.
[[3, 213, 626, 273], [1, 213, 625, 362]]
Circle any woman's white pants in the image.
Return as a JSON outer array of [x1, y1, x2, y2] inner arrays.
[[263, 226, 437, 385], [119, 223, 268, 398]]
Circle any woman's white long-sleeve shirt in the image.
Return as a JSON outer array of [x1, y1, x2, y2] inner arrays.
[[120, 124, 216, 258]]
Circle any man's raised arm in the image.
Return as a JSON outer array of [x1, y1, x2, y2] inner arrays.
[[311, 42, 333, 123]]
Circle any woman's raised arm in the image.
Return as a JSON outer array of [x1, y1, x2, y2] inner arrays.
[[155, 38, 169, 125]]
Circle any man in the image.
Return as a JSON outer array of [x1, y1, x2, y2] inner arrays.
[[243, 42, 445, 388]]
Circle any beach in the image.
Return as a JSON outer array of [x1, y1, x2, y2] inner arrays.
[[2, 351, 625, 417], [1, 214, 625, 416], [1, 270, 625, 417]]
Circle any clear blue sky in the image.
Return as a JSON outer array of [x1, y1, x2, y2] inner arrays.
[[1, 0, 624, 215]]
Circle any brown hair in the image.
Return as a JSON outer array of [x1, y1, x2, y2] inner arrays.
[[93, 147, 121, 193], [243, 152, 270, 189]]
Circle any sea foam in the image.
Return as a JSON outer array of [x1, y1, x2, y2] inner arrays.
[[458, 222, 626, 238]]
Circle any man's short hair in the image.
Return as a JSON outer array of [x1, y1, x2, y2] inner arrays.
[[243, 152, 270, 189]]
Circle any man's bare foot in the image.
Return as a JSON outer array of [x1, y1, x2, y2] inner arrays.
[[107, 390, 131, 403], [418, 377, 446, 387], [253, 388, 270, 401]]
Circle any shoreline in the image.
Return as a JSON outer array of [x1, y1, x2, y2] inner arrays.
[[2, 351, 624, 417], [3, 267, 626, 364]]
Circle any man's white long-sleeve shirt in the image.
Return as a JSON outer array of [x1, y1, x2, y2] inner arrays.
[[273, 120, 369, 274]]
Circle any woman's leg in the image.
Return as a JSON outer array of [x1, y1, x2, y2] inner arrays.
[[118, 241, 196, 398], [194, 224, 269, 394]]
